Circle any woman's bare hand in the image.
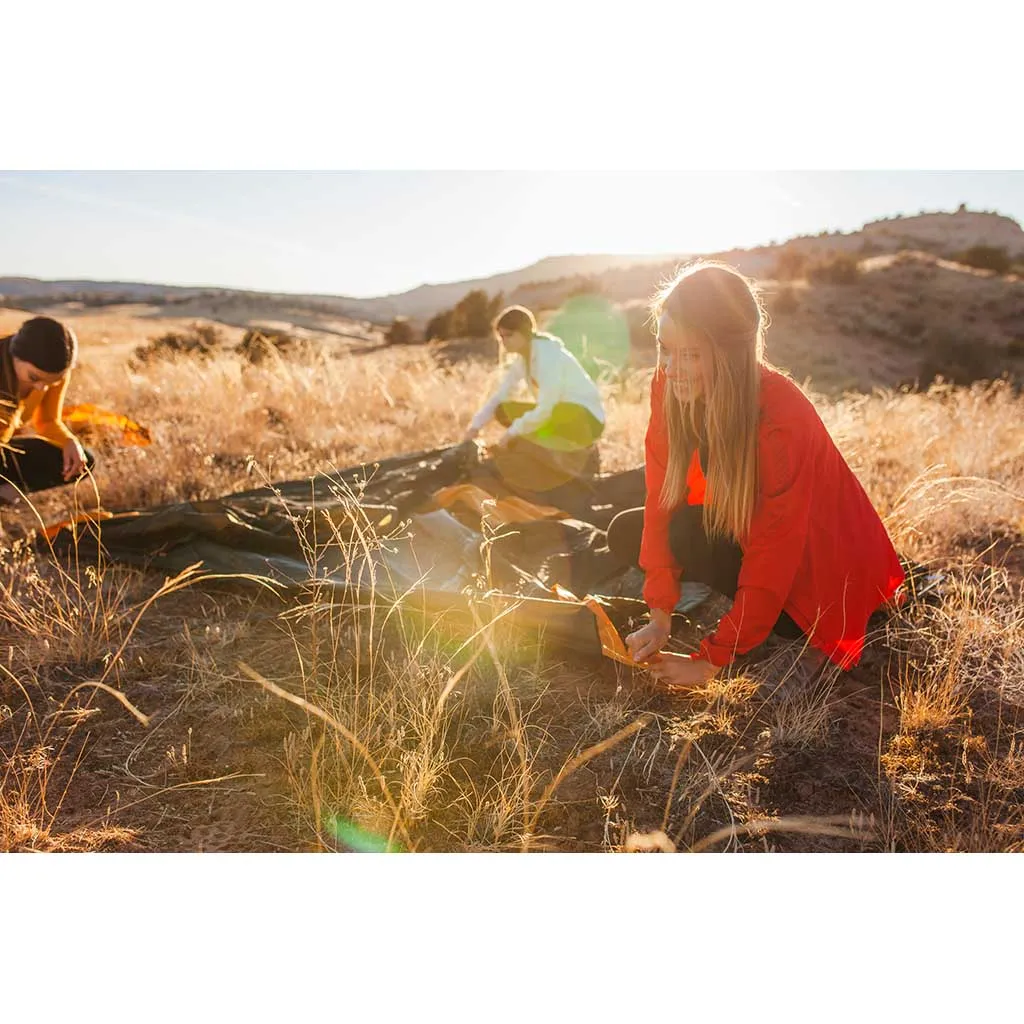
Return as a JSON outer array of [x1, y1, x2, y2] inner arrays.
[[646, 651, 718, 691], [625, 612, 672, 662]]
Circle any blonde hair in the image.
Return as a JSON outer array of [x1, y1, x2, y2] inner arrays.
[[651, 260, 769, 542]]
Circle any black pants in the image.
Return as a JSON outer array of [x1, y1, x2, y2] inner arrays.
[[0, 437, 96, 496], [606, 505, 805, 640]]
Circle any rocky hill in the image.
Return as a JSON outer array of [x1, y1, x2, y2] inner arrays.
[[4, 209, 1022, 395], [6, 208, 1020, 327]]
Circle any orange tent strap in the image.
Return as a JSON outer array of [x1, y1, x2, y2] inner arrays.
[[550, 584, 658, 669], [42, 508, 118, 540], [434, 483, 568, 525]]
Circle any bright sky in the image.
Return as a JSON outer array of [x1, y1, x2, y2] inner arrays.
[[1, 171, 1021, 299]]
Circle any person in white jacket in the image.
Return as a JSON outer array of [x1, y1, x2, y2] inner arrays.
[[464, 305, 606, 506]]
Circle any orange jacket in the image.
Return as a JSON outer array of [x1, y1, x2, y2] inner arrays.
[[640, 364, 905, 668], [1, 373, 77, 449]]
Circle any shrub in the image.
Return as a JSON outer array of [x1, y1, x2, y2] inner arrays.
[[918, 331, 998, 385], [566, 277, 604, 298], [623, 303, 657, 354], [385, 317, 417, 346], [770, 248, 808, 281], [422, 290, 506, 341], [236, 327, 303, 364], [452, 289, 505, 338], [133, 322, 225, 364], [773, 286, 800, 315], [424, 309, 455, 341], [957, 246, 1011, 274], [901, 317, 927, 340], [807, 252, 860, 286]]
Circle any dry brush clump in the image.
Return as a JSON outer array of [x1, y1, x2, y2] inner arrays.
[[806, 251, 861, 286], [131, 322, 228, 365]]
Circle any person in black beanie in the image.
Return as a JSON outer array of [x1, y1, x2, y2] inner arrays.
[[0, 317, 94, 506]]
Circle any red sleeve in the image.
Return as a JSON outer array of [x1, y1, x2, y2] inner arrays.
[[694, 424, 815, 667], [640, 370, 682, 613]]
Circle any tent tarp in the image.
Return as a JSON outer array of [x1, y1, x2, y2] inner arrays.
[[46, 442, 691, 661]]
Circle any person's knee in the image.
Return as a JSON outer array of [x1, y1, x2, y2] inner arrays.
[[606, 507, 644, 566], [496, 401, 535, 429], [771, 613, 805, 641]]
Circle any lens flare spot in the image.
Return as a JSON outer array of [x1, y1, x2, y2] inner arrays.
[[325, 815, 403, 853], [545, 294, 629, 377]]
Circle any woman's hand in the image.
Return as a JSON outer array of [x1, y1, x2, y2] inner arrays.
[[484, 433, 513, 458], [626, 610, 672, 662], [646, 651, 719, 691], [62, 439, 87, 481]]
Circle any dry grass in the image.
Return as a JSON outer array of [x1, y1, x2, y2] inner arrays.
[[820, 379, 1024, 562], [2, 304, 1023, 852], [0, 538, 195, 851]]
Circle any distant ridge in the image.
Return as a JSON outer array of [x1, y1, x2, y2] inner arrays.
[[2, 208, 1020, 323]]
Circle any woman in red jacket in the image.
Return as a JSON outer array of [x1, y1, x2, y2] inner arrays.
[[609, 261, 905, 689]]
